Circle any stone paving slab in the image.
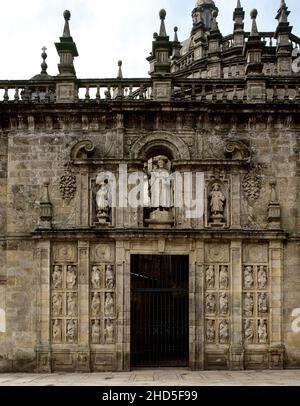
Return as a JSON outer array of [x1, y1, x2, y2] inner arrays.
[[0, 370, 300, 386]]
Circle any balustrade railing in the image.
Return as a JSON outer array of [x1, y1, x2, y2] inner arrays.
[[0, 78, 300, 105]]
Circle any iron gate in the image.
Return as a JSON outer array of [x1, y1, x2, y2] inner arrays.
[[130, 255, 189, 368]]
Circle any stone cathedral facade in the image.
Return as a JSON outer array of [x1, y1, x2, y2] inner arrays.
[[0, 0, 300, 372]]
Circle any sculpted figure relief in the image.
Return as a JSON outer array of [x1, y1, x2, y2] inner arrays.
[[206, 320, 215, 343], [219, 292, 229, 315], [91, 320, 101, 344], [52, 319, 62, 342], [52, 293, 63, 316], [66, 265, 77, 289], [206, 293, 216, 314], [206, 266, 215, 289], [52, 265, 63, 289], [244, 266, 254, 289], [91, 292, 101, 316], [258, 266, 268, 289], [91, 266, 101, 289], [67, 293, 77, 316], [104, 319, 114, 344], [258, 293, 268, 314], [244, 319, 254, 343], [96, 178, 111, 224], [105, 293, 114, 316], [244, 292, 254, 317], [66, 319, 76, 343], [219, 266, 229, 289], [219, 320, 229, 344], [209, 183, 226, 224], [258, 319, 268, 343], [106, 265, 115, 289]]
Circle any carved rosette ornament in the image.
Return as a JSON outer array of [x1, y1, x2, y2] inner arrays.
[[59, 164, 77, 204]]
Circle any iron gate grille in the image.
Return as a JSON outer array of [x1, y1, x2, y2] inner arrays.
[[130, 255, 189, 368]]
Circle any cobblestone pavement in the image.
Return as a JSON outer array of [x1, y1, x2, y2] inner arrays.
[[0, 370, 300, 386]]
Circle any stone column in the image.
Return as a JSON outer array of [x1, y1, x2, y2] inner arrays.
[[77, 241, 90, 371], [194, 240, 205, 370], [36, 241, 51, 373], [76, 169, 89, 227], [231, 173, 241, 229], [229, 240, 244, 369], [116, 240, 129, 371], [269, 240, 284, 369]]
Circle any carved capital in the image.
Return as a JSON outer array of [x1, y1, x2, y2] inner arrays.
[[225, 140, 251, 162]]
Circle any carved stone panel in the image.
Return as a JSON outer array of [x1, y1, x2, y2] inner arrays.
[[243, 264, 269, 345]]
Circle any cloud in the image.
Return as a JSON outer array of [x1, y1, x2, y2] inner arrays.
[[0, 0, 299, 79]]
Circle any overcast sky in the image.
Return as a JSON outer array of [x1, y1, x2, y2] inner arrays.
[[0, 0, 299, 79]]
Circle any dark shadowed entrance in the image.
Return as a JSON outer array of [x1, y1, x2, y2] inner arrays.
[[130, 255, 189, 368]]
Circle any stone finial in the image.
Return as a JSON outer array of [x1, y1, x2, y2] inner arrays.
[[117, 60, 123, 79], [173, 26, 179, 43], [211, 10, 219, 32], [159, 9, 167, 37], [237, 0, 242, 8], [250, 9, 259, 37], [41, 46, 48, 75], [38, 179, 53, 230], [268, 179, 281, 229], [63, 10, 71, 37]]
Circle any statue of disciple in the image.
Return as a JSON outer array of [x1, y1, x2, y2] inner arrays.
[[91, 320, 101, 344], [106, 265, 115, 289], [52, 293, 62, 316], [66, 266, 76, 289], [206, 266, 215, 289], [209, 183, 225, 215], [206, 293, 216, 314], [91, 266, 101, 289], [258, 320, 268, 343], [206, 320, 215, 343], [149, 156, 173, 210], [244, 293, 254, 317], [96, 179, 111, 223], [258, 266, 268, 289], [66, 319, 76, 343], [244, 266, 254, 289], [52, 319, 62, 342], [105, 293, 114, 316], [219, 320, 229, 344], [219, 266, 229, 289], [219, 292, 229, 315], [258, 293, 268, 314], [104, 319, 114, 344], [91, 293, 101, 316], [52, 266, 62, 289], [67, 293, 77, 316], [244, 320, 254, 343]]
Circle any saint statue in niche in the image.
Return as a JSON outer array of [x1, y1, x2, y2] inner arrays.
[[52, 319, 62, 342], [244, 292, 254, 317], [206, 266, 215, 289], [96, 178, 111, 225], [206, 320, 215, 343], [105, 293, 114, 316], [244, 266, 254, 289], [66, 319, 76, 343], [91, 293, 101, 316], [244, 319, 254, 343], [52, 265, 62, 289], [258, 266, 268, 289], [219, 320, 229, 343], [91, 266, 101, 289], [52, 293, 62, 316], [66, 266, 77, 289], [258, 320, 268, 343], [104, 319, 114, 344], [67, 293, 77, 316], [209, 183, 226, 224], [106, 265, 115, 289], [91, 320, 101, 344], [145, 155, 174, 228], [219, 266, 229, 289]]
